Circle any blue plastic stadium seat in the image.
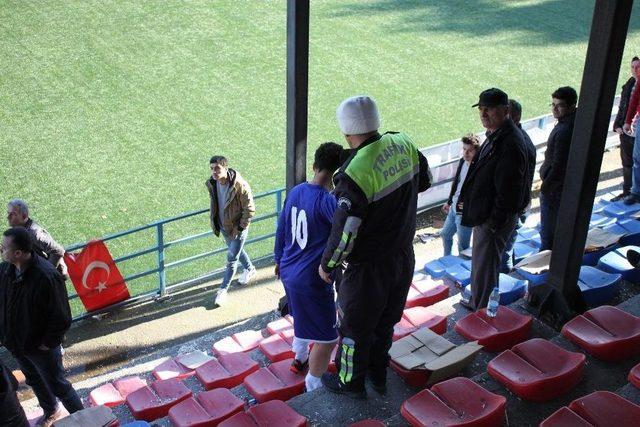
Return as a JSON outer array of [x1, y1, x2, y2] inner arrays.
[[604, 218, 640, 246], [443, 260, 472, 287], [517, 227, 539, 240], [513, 242, 539, 265], [591, 197, 611, 215], [424, 255, 465, 279], [577, 266, 621, 306], [597, 245, 640, 284], [590, 213, 616, 227], [516, 267, 548, 287], [583, 244, 618, 267], [464, 274, 528, 306], [602, 200, 640, 218]]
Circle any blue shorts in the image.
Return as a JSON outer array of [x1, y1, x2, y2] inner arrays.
[[285, 286, 338, 342]]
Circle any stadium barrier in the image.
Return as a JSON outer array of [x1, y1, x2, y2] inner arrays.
[[66, 99, 621, 320]]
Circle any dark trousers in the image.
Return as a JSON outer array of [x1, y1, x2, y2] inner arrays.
[[620, 133, 634, 194], [334, 245, 415, 389], [539, 192, 561, 251], [471, 215, 518, 310], [13, 346, 83, 414], [1, 363, 28, 427]]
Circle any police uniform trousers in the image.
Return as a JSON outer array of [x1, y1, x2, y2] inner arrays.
[[333, 244, 414, 388]]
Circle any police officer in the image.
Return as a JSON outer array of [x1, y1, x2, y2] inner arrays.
[[318, 95, 431, 398]]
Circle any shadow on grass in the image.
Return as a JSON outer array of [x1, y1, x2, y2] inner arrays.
[[327, 0, 640, 46]]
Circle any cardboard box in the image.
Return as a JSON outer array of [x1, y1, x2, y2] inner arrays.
[[389, 327, 482, 386], [53, 406, 118, 427]]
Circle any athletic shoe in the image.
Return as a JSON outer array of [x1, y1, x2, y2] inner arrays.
[[626, 249, 640, 268], [214, 288, 228, 306], [35, 407, 64, 427], [623, 194, 639, 205], [290, 358, 309, 374], [610, 193, 629, 202], [321, 372, 366, 399], [238, 267, 257, 285]]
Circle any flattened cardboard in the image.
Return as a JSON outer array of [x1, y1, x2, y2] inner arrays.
[[390, 327, 482, 380], [584, 228, 622, 252], [515, 250, 551, 274], [53, 406, 117, 427]]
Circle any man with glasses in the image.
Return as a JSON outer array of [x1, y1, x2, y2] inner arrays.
[[539, 87, 578, 250]]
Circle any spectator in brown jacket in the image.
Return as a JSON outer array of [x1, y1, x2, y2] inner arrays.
[[206, 156, 256, 306]]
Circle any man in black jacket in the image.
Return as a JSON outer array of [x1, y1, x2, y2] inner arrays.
[[0, 227, 83, 426], [539, 87, 578, 251], [612, 57, 640, 201], [0, 360, 28, 427], [501, 99, 537, 272], [458, 88, 527, 310]]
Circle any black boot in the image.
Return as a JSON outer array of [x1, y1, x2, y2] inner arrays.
[[626, 249, 640, 268], [321, 373, 366, 399]]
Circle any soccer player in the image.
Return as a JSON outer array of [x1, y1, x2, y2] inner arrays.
[[274, 142, 343, 392]]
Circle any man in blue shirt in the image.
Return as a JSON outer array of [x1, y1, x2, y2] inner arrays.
[[274, 142, 343, 392]]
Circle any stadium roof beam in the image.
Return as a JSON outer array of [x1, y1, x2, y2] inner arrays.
[[286, 0, 310, 190], [529, 0, 634, 327]]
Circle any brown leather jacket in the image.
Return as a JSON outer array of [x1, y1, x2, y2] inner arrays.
[[205, 169, 255, 239]]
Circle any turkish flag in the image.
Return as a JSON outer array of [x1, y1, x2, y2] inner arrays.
[[64, 240, 130, 312]]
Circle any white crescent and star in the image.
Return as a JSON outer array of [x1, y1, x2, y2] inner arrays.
[[82, 261, 111, 293]]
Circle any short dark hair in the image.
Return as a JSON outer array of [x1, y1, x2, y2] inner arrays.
[[209, 155, 228, 167], [3, 227, 32, 252], [313, 142, 343, 173], [508, 99, 522, 117], [632, 56, 639, 62], [461, 133, 480, 149], [552, 86, 578, 107]]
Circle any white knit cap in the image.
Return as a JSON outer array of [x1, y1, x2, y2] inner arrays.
[[336, 95, 380, 135]]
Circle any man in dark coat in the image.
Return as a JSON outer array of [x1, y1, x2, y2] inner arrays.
[[458, 88, 527, 310], [539, 87, 578, 251], [0, 227, 83, 426], [0, 360, 28, 427]]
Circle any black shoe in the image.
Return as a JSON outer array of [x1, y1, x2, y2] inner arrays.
[[321, 372, 366, 399], [459, 298, 474, 311], [289, 358, 308, 374], [623, 194, 639, 205], [627, 249, 640, 268], [368, 377, 387, 394], [610, 193, 629, 202]]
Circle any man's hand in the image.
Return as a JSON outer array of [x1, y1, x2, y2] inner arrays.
[[623, 123, 632, 134], [442, 203, 450, 214], [274, 263, 280, 279], [318, 265, 332, 284], [615, 127, 623, 135]]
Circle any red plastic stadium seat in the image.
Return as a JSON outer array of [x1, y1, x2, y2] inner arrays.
[[561, 305, 640, 361], [401, 377, 506, 427], [393, 307, 447, 341], [540, 391, 640, 427], [259, 334, 295, 362], [219, 400, 307, 427], [168, 388, 245, 427], [243, 358, 305, 403], [454, 306, 533, 352], [405, 276, 449, 308], [629, 362, 640, 389], [213, 330, 263, 356], [152, 358, 194, 381], [89, 376, 147, 407], [266, 315, 294, 335], [196, 352, 259, 390], [487, 338, 585, 402], [89, 383, 125, 407], [389, 360, 430, 388], [125, 378, 192, 421]]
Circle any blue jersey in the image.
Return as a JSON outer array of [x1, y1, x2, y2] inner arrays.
[[274, 183, 337, 296]]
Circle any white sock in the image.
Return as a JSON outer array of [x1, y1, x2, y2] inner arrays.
[[292, 337, 310, 362], [305, 373, 322, 392]]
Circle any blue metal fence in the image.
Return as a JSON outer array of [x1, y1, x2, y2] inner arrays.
[[67, 188, 285, 321]]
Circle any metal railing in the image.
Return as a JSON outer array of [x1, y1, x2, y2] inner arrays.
[[67, 188, 285, 321]]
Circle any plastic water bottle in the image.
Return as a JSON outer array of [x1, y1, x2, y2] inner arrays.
[[460, 286, 471, 305], [487, 286, 500, 318]]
